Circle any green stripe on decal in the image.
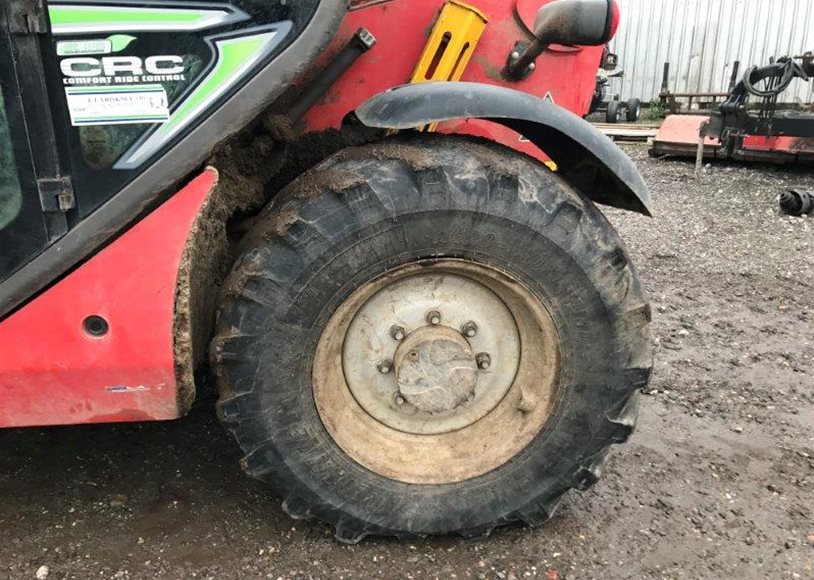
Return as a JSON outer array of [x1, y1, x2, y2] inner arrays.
[[48, 4, 247, 35], [115, 25, 292, 169], [49, 7, 201, 25], [163, 36, 266, 132]]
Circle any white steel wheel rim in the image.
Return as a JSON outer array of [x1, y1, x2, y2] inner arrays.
[[313, 260, 562, 485], [341, 271, 521, 435]]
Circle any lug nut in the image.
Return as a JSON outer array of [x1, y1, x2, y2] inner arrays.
[[390, 325, 406, 341], [426, 310, 442, 325], [377, 360, 393, 374], [476, 352, 492, 370], [395, 395, 406, 406], [461, 321, 478, 338]]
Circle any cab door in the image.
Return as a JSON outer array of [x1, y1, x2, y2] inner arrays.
[[0, 0, 72, 282], [0, 0, 327, 316]]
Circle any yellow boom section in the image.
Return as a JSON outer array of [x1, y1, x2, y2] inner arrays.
[[410, 1, 488, 131]]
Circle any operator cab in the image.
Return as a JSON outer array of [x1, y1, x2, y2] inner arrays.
[[0, 0, 319, 296]]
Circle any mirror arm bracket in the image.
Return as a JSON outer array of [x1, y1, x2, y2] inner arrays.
[[505, 40, 549, 80]]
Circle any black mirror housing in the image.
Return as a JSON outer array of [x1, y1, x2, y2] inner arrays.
[[534, 0, 618, 47]]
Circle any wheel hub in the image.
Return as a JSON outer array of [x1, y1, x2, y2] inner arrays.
[[394, 326, 478, 413], [340, 271, 522, 436]]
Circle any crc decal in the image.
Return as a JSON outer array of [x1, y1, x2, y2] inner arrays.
[[60, 55, 187, 86], [47, 2, 293, 169]]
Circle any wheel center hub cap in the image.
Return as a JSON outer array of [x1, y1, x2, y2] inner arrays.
[[340, 271, 522, 435], [394, 327, 478, 413]]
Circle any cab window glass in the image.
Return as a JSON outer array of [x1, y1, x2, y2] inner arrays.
[[68, 53, 206, 170], [0, 85, 22, 233]]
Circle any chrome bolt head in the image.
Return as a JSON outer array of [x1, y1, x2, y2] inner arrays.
[[390, 325, 406, 341], [511, 50, 520, 60], [426, 310, 442, 326], [461, 321, 478, 338], [377, 360, 393, 374], [476, 352, 492, 370], [528, 62, 536, 71]]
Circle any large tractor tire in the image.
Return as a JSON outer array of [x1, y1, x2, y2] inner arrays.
[[211, 136, 652, 542]]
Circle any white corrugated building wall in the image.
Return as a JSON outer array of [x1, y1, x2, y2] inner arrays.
[[609, 0, 814, 104]]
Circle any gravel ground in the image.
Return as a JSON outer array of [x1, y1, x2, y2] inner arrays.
[[1, 145, 812, 580]]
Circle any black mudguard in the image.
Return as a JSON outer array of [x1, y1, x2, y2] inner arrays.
[[356, 82, 652, 216]]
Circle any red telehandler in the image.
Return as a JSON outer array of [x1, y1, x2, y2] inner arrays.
[[0, 0, 653, 541]]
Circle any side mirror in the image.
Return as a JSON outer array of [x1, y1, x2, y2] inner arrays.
[[534, 0, 618, 47], [506, 0, 619, 80]]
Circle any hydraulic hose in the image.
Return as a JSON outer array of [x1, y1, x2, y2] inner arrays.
[[743, 58, 809, 99]]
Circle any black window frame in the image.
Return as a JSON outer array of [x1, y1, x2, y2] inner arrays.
[[0, 5, 56, 283]]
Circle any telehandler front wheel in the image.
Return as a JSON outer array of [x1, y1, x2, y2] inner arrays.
[[211, 136, 652, 542]]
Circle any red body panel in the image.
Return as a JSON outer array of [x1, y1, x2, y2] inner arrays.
[[652, 114, 814, 162], [741, 135, 814, 155], [650, 115, 722, 155], [304, 0, 605, 162], [1, 0, 611, 428], [0, 170, 216, 428]]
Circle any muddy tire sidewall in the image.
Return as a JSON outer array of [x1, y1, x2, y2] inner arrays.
[[212, 137, 652, 539]]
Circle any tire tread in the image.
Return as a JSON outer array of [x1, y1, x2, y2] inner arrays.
[[211, 135, 653, 540]]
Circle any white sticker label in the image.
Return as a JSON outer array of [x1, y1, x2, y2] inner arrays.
[[57, 39, 112, 56], [65, 84, 170, 126]]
